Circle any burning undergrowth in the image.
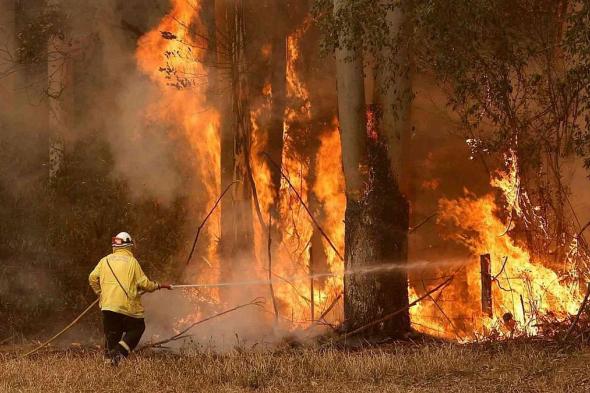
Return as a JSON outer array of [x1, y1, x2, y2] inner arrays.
[[410, 152, 587, 341]]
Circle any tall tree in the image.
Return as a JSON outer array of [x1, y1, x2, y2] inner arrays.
[[217, 0, 256, 285], [47, 0, 71, 184], [266, 0, 288, 216], [333, 0, 410, 337]]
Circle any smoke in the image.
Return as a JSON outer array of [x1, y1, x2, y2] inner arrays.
[[563, 157, 590, 229], [0, 0, 183, 204], [87, 0, 183, 204]]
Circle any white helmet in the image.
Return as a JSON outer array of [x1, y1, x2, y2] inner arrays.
[[112, 232, 134, 248]]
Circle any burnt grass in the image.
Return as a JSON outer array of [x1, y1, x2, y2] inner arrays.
[[2, 341, 590, 392]]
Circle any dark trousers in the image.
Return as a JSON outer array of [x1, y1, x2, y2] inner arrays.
[[102, 310, 145, 357]]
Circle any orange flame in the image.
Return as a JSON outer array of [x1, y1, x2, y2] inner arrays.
[[411, 152, 582, 339], [136, 0, 221, 304]]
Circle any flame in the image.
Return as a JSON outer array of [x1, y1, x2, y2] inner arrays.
[[411, 151, 582, 339], [136, 0, 221, 304], [313, 119, 346, 303], [274, 26, 314, 321], [247, 21, 345, 326]]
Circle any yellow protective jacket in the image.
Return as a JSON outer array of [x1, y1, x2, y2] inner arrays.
[[88, 248, 160, 318]]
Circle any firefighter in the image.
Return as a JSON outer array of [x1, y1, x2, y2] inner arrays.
[[89, 232, 171, 365]]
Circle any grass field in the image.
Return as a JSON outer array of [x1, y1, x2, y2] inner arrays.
[[2, 342, 590, 392]]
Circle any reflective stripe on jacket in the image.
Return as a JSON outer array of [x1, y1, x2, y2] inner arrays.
[[88, 248, 159, 318]]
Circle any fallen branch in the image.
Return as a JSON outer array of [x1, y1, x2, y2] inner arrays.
[[21, 298, 99, 358], [334, 276, 454, 343], [421, 279, 462, 341], [186, 180, 239, 265], [140, 298, 265, 350], [262, 151, 343, 261], [562, 282, 590, 342]]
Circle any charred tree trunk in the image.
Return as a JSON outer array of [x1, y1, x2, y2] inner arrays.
[[217, 0, 233, 278], [335, 0, 410, 338], [343, 106, 410, 337], [217, 0, 255, 284], [267, 1, 287, 218], [202, 0, 217, 97]]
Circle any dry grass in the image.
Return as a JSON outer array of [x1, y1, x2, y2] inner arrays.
[[2, 343, 590, 392]]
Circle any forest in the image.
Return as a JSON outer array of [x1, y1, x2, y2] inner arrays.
[[1, 0, 590, 391]]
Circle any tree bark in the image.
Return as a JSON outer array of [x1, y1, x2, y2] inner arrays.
[[374, 4, 412, 195], [201, 0, 217, 96], [334, 11, 366, 200], [343, 105, 410, 337], [335, 0, 410, 337]]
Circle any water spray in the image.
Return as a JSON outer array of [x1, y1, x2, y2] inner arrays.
[[170, 259, 464, 290]]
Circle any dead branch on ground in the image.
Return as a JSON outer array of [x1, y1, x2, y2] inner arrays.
[[141, 298, 265, 350]]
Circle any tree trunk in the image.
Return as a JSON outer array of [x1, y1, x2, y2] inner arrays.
[[217, 0, 255, 285], [334, 15, 366, 200], [344, 105, 410, 337], [374, 4, 412, 195], [0, 1, 16, 115], [47, 0, 71, 184], [267, 1, 287, 217], [335, 0, 410, 337]]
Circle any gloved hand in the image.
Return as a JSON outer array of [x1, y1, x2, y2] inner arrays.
[[159, 283, 172, 290]]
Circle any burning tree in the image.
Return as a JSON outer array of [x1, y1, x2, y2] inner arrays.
[[315, 0, 590, 339]]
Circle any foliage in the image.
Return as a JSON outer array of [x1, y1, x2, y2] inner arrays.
[[313, 0, 590, 258], [566, 1, 590, 169], [0, 132, 187, 335], [314, 0, 589, 165], [15, 1, 66, 65]]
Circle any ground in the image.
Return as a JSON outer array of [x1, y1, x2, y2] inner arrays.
[[2, 342, 590, 392]]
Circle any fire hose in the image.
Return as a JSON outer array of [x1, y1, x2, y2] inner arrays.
[[20, 298, 100, 358], [20, 262, 434, 358], [19, 280, 280, 358]]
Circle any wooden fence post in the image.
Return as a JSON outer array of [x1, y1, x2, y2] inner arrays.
[[481, 254, 493, 317]]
